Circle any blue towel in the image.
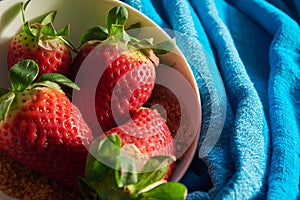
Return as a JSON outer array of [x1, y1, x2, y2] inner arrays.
[[122, 0, 300, 199]]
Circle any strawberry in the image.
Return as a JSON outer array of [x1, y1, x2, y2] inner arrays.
[[69, 5, 175, 133], [7, 0, 76, 77], [77, 134, 187, 200], [104, 107, 175, 159], [104, 107, 176, 180], [0, 60, 93, 189]]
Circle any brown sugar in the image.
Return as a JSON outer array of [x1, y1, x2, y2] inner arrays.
[[0, 150, 83, 200]]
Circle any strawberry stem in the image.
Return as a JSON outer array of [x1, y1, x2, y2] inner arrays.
[[79, 26, 108, 45], [9, 59, 39, 91], [40, 10, 57, 25]]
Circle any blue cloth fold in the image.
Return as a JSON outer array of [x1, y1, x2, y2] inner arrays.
[[122, 0, 300, 199]]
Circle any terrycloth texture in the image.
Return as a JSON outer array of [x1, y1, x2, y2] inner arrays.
[[121, 0, 300, 199]]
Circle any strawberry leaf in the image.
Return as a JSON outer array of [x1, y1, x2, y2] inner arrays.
[[138, 38, 154, 46], [127, 22, 141, 31], [30, 81, 63, 92], [23, 21, 35, 37], [80, 26, 108, 44], [0, 92, 15, 121], [151, 38, 176, 55], [60, 36, 77, 52], [84, 134, 121, 181], [37, 73, 80, 90], [95, 134, 121, 157], [106, 5, 128, 34], [9, 59, 38, 92], [56, 24, 70, 37], [138, 182, 187, 200], [127, 156, 175, 194], [126, 22, 142, 38], [40, 11, 56, 25], [115, 155, 137, 187], [40, 23, 56, 36], [19, 0, 76, 52], [84, 154, 111, 181], [78, 135, 186, 199]]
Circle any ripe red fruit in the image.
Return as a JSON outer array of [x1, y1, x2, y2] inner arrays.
[[69, 5, 174, 133], [0, 60, 92, 189], [7, 0, 75, 77], [97, 46, 156, 131], [104, 107, 175, 180], [69, 41, 156, 133], [71, 45, 156, 133], [7, 32, 72, 76]]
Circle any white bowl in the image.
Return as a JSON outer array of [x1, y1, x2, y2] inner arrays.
[[0, 0, 201, 197]]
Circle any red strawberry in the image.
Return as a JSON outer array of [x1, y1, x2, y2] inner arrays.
[[7, 0, 76, 77], [104, 107, 175, 180], [69, 5, 174, 133], [0, 60, 93, 190], [77, 119, 187, 200]]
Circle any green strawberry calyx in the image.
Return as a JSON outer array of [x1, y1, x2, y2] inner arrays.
[[79, 5, 176, 66], [77, 134, 187, 200], [0, 59, 79, 121], [20, 0, 76, 52]]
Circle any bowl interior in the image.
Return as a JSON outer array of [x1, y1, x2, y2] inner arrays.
[[0, 0, 201, 184]]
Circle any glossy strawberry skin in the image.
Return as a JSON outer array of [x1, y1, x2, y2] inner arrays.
[[7, 33, 72, 77], [68, 42, 97, 82], [104, 107, 175, 180], [0, 87, 93, 189], [70, 43, 156, 132]]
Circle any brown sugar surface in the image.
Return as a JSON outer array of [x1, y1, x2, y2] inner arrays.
[[0, 150, 83, 200]]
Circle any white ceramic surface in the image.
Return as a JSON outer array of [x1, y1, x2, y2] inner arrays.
[[0, 0, 201, 198]]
